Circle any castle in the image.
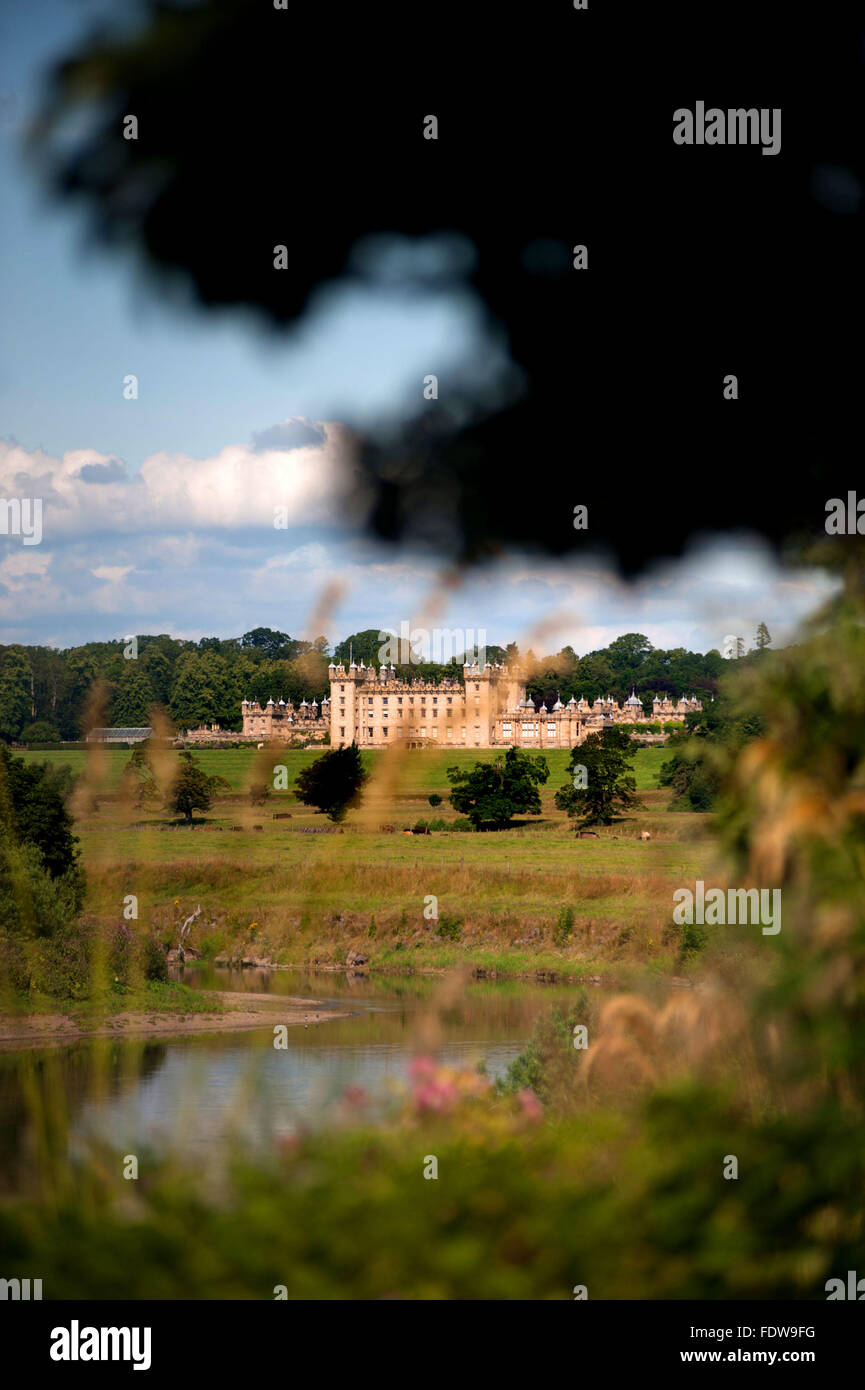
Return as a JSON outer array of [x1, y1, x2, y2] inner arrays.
[[237, 661, 702, 749]]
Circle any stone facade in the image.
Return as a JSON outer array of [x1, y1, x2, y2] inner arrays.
[[326, 661, 702, 750], [239, 696, 330, 744]]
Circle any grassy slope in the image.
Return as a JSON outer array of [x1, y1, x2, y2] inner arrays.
[[22, 746, 714, 978]]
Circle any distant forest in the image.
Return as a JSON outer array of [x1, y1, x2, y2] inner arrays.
[[0, 625, 774, 742]]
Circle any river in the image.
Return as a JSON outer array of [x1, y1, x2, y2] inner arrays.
[[0, 968, 586, 1191]]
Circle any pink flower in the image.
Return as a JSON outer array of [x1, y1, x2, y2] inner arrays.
[[342, 1084, 368, 1108], [517, 1088, 544, 1121], [408, 1055, 437, 1082]]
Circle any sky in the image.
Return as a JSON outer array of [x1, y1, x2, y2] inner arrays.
[[0, 0, 838, 658]]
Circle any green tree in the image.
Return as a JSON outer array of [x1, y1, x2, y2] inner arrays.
[[19, 720, 61, 745], [0, 648, 33, 741], [167, 751, 229, 823], [169, 651, 239, 728], [110, 665, 155, 726], [755, 622, 772, 649], [241, 628, 295, 660], [121, 742, 161, 809], [447, 746, 549, 830], [555, 727, 641, 828], [294, 743, 368, 822], [332, 629, 389, 667], [0, 744, 81, 883]]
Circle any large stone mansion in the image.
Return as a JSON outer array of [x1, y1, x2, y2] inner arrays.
[[238, 660, 702, 749]]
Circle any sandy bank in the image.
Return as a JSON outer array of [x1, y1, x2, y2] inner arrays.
[[0, 990, 351, 1050]]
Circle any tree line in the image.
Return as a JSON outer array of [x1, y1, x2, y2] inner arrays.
[[0, 624, 774, 744]]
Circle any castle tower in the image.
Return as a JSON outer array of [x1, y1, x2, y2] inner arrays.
[[328, 661, 357, 746]]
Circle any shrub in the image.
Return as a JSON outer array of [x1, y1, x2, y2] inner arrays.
[[29, 919, 93, 999], [553, 906, 575, 948], [0, 843, 82, 940], [20, 721, 61, 745], [106, 923, 169, 986], [411, 820, 430, 835], [435, 912, 463, 942], [428, 793, 442, 807]]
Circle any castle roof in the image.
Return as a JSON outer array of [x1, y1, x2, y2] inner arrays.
[[626, 688, 642, 706]]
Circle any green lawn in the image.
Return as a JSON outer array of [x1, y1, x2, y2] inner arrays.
[[17, 742, 670, 793], [20, 741, 702, 976]]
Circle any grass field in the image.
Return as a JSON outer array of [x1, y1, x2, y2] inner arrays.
[[20, 744, 720, 979], [17, 743, 671, 792]]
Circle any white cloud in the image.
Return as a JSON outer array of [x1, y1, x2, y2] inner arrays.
[[0, 426, 352, 540], [91, 565, 134, 583]]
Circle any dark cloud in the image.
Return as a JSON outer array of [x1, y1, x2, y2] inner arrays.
[[251, 418, 326, 454], [77, 458, 128, 484]]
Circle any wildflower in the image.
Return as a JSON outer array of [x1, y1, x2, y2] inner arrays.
[[517, 1088, 544, 1121], [342, 1085, 368, 1108], [408, 1055, 437, 1082]]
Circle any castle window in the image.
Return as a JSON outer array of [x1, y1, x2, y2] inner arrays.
[[340, 685, 344, 692], [383, 727, 389, 736], [382, 697, 388, 705], [547, 723, 556, 736], [340, 726, 345, 738], [474, 684, 479, 692], [521, 723, 535, 735], [503, 723, 512, 735], [432, 709, 437, 718], [421, 727, 427, 738], [447, 697, 452, 704], [433, 697, 437, 704], [368, 727, 374, 738], [447, 728, 453, 739], [398, 697, 403, 705]]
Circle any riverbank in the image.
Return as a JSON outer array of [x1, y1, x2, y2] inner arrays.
[[0, 988, 350, 1050]]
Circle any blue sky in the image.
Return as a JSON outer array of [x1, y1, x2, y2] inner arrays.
[[0, 0, 837, 656]]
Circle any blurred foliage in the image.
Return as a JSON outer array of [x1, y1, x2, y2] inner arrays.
[[4, 551, 865, 1297], [659, 686, 767, 812]]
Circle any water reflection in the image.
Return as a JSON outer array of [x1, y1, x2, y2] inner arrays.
[[0, 971, 586, 1187]]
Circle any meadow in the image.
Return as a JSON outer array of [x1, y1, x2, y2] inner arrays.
[[18, 744, 720, 979]]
